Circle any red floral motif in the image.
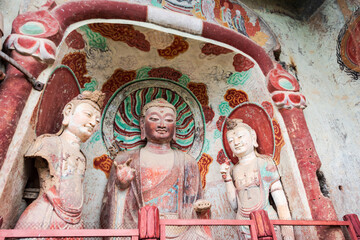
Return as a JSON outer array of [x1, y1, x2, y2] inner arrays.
[[101, 68, 137, 103], [61, 52, 91, 88], [224, 89, 248, 108], [272, 119, 284, 165], [202, 105, 215, 123], [148, 67, 182, 82], [233, 54, 254, 72], [216, 149, 227, 165], [216, 116, 226, 131], [201, 43, 233, 56], [197, 153, 213, 189], [187, 82, 209, 106], [89, 23, 150, 52], [157, 36, 189, 59], [93, 154, 114, 178], [65, 30, 85, 50], [261, 101, 274, 119]]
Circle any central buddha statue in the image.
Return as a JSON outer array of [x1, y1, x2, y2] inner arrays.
[[101, 98, 211, 239]]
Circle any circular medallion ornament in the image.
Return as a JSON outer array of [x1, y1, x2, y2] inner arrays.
[[337, 8, 360, 79], [222, 102, 275, 165], [102, 79, 205, 160], [13, 10, 59, 38], [20, 21, 46, 35], [267, 64, 299, 93]]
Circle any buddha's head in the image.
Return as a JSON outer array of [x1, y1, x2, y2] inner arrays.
[[140, 98, 177, 144]]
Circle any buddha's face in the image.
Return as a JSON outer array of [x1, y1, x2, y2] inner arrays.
[[66, 102, 101, 142], [142, 106, 176, 144], [226, 126, 255, 158]]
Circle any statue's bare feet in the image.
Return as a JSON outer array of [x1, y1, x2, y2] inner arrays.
[[194, 199, 211, 214]]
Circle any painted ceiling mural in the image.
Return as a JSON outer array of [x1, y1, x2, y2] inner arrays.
[[53, 22, 285, 227], [59, 0, 279, 54], [152, 0, 280, 53]]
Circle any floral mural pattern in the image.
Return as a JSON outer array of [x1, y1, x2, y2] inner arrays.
[[93, 154, 113, 178], [61, 52, 91, 88], [157, 36, 189, 59], [201, 42, 233, 56], [187, 82, 209, 106], [224, 88, 248, 108], [101, 68, 137, 102], [89, 23, 150, 52], [233, 53, 254, 72]]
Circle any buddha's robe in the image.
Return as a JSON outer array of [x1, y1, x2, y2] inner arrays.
[[100, 149, 209, 239]]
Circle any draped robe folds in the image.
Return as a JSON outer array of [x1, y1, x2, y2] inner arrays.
[[15, 134, 85, 230], [100, 149, 204, 230]]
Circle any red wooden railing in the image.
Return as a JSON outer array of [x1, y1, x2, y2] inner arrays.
[[0, 229, 139, 240], [0, 208, 359, 240]]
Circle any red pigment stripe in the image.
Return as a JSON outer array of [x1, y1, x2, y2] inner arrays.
[[130, 92, 140, 120], [114, 123, 139, 137], [177, 114, 194, 130]]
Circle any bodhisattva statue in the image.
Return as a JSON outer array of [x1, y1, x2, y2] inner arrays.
[[101, 98, 211, 239], [220, 119, 294, 240], [15, 90, 104, 229]]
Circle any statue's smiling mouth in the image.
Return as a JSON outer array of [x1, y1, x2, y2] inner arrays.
[[85, 125, 93, 132], [156, 129, 167, 133]]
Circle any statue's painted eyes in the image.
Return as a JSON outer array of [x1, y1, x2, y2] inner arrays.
[[165, 118, 174, 123], [84, 111, 92, 117], [228, 138, 234, 143], [149, 117, 159, 121]]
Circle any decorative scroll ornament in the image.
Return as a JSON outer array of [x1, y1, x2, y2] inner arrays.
[[267, 63, 306, 109], [271, 91, 306, 109], [6, 34, 56, 63]]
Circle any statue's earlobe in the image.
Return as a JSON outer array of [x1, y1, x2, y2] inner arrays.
[[62, 103, 73, 126], [140, 118, 146, 140], [172, 128, 176, 142], [251, 130, 259, 148]]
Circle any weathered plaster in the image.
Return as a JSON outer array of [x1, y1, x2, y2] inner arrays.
[[247, 0, 360, 218]]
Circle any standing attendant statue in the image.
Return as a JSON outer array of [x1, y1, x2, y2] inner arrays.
[[220, 118, 294, 240], [101, 98, 211, 239], [15, 90, 104, 229]]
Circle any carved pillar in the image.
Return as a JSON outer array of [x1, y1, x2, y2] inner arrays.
[[268, 64, 340, 239], [138, 206, 160, 240], [0, 6, 58, 168]]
